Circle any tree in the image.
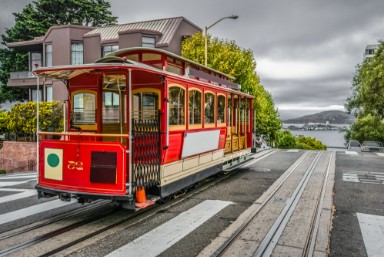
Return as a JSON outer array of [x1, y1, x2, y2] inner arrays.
[[344, 114, 384, 144], [0, 0, 117, 102], [346, 42, 384, 119], [345, 42, 384, 143], [182, 33, 281, 139]]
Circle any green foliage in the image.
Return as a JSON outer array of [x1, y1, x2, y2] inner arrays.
[[276, 130, 297, 149], [182, 33, 282, 140], [344, 114, 384, 144], [346, 42, 384, 118], [0, 0, 117, 102], [345, 42, 384, 144], [276, 130, 327, 150], [2, 0, 117, 44], [0, 49, 29, 102], [6, 101, 63, 138], [0, 169, 6, 175], [0, 110, 8, 133]]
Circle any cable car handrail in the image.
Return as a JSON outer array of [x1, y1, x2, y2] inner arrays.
[[38, 131, 129, 138]]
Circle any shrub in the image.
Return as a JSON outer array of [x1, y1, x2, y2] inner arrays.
[[276, 130, 327, 150]]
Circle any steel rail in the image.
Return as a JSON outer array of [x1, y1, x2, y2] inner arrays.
[[303, 151, 335, 257], [253, 151, 323, 257], [211, 150, 311, 257], [0, 200, 109, 241], [0, 204, 119, 257], [41, 149, 276, 257], [0, 150, 276, 257]]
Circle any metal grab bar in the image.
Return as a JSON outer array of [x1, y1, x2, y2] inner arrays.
[[38, 131, 129, 138]]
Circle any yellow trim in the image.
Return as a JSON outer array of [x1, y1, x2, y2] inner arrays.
[[132, 88, 161, 109], [71, 90, 97, 131], [168, 84, 186, 131], [217, 93, 226, 125], [188, 88, 203, 128], [189, 124, 202, 129], [204, 91, 216, 127]]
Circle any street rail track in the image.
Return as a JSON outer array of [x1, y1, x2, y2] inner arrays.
[[209, 151, 334, 257], [0, 150, 275, 257]]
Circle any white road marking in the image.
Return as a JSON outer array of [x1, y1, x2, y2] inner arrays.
[[0, 190, 38, 204], [376, 153, 384, 157], [342, 173, 359, 183], [106, 200, 233, 257], [345, 151, 358, 155], [0, 199, 74, 225], [0, 175, 37, 180], [357, 213, 384, 257], [0, 179, 36, 187], [286, 149, 300, 153]]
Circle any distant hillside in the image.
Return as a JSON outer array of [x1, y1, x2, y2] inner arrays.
[[283, 110, 354, 124]]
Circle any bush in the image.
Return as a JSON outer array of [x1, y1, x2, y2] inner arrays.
[[0, 169, 6, 174], [276, 130, 327, 150]]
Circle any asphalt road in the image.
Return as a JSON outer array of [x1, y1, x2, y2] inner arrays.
[[0, 149, 383, 257], [330, 151, 384, 257]]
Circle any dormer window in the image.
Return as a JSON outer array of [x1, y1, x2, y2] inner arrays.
[[142, 36, 156, 48], [102, 45, 118, 57]]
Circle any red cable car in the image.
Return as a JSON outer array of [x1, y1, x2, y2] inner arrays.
[[34, 48, 256, 209]]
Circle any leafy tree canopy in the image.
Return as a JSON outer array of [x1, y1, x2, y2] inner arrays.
[[0, 0, 117, 102], [346, 42, 384, 119], [182, 33, 281, 139], [2, 0, 117, 44], [345, 42, 384, 143]]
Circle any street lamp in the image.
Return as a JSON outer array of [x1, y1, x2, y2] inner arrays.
[[204, 15, 238, 66]]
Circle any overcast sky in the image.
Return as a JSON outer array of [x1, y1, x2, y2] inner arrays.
[[1, 0, 383, 119]]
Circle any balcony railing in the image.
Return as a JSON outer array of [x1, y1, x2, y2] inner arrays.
[[9, 71, 35, 79]]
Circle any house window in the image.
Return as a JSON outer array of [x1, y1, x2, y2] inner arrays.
[[45, 44, 52, 67], [189, 89, 201, 125], [46, 86, 53, 102], [71, 42, 83, 65], [142, 36, 156, 48], [169, 86, 185, 126], [204, 92, 215, 124], [31, 89, 42, 101], [102, 45, 118, 57], [31, 52, 42, 70]]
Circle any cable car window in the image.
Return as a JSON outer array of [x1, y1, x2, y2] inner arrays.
[[217, 94, 226, 124], [133, 92, 158, 120], [189, 89, 201, 125], [169, 86, 185, 126], [102, 92, 120, 124], [72, 92, 96, 125], [205, 92, 215, 124]]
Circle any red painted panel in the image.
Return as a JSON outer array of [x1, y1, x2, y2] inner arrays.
[[164, 132, 183, 163], [38, 140, 127, 196], [218, 127, 226, 149]]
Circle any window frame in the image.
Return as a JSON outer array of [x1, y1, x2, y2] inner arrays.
[[102, 45, 119, 57], [168, 84, 186, 130], [71, 90, 97, 131], [132, 88, 161, 120], [188, 88, 202, 129], [142, 36, 156, 48], [71, 42, 84, 65], [45, 44, 52, 67], [217, 93, 226, 127], [204, 91, 216, 128]]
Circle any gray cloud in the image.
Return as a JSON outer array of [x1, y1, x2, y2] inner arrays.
[[1, 0, 383, 119]]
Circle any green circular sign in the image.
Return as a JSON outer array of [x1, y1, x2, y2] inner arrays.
[[47, 153, 60, 168]]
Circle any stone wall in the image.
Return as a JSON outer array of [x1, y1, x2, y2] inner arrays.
[[0, 141, 37, 172]]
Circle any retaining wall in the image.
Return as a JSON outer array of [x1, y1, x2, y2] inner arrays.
[[0, 141, 36, 172]]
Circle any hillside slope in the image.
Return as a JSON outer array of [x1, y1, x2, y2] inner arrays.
[[284, 110, 354, 124]]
